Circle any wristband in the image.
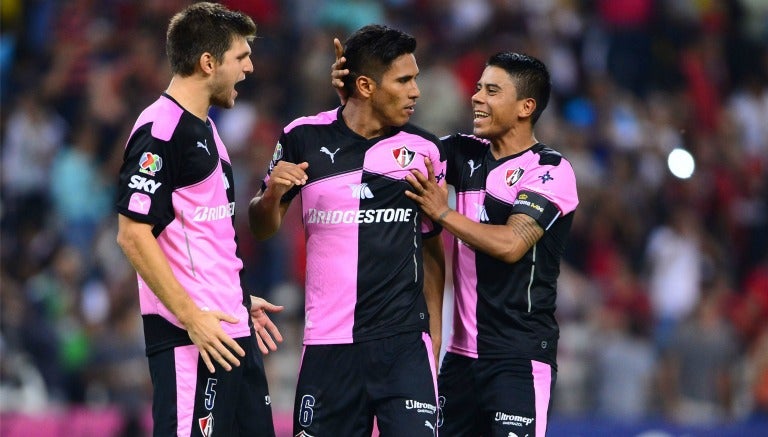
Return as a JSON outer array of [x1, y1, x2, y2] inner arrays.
[[437, 209, 452, 222]]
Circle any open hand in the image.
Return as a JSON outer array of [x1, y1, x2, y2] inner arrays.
[[331, 37, 350, 105], [250, 296, 284, 354], [405, 157, 451, 221]]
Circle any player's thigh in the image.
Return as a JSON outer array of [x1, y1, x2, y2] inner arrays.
[[235, 335, 276, 436], [437, 352, 483, 436], [149, 343, 246, 437], [373, 332, 438, 437], [293, 344, 371, 437], [480, 358, 555, 437]]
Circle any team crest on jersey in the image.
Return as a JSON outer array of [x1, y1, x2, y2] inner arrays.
[[139, 152, 163, 176], [505, 167, 524, 187], [198, 412, 214, 437], [392, 145, 416, 168]]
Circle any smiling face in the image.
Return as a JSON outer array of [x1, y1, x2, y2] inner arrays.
[[471, 65, 530, 140], [369, 53, 420, 127], [209, 35, 253, 109]]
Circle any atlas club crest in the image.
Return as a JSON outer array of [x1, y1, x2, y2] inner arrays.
[[505, 167, 524, 187], [392, 145, 416, 168]]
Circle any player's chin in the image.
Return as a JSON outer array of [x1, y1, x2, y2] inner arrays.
[[212, 96, 236, 109]]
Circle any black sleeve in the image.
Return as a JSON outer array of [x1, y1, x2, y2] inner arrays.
[[115, 124, 180, 227]]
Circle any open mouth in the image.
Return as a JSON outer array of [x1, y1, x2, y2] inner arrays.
[[474, 111, 490, 120]]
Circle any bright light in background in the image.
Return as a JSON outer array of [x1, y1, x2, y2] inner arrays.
[[667, 148, 695, 179]]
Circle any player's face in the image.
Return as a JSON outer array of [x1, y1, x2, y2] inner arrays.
[[370, 53, 420, 127], [471, 65, 523, 140], [210, 36, 253, 109]]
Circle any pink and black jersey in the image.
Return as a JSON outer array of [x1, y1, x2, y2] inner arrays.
[[263, 107, 446, 345], [443, 134, 578, 367], [116, 94, 251, 355]]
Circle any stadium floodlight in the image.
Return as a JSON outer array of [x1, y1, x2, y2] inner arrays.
[[667, 147, 695, 179]]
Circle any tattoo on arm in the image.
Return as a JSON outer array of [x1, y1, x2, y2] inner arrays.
[[507, 214, 544, 248]]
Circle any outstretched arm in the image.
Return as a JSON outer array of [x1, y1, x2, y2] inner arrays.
[[117, 214, 245, 373], [405, 158, 544, 263]]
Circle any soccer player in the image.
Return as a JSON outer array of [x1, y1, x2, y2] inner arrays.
[[249, 24, 446, 436], [333, 48, 578, 436], [116, 3, 282, 436]]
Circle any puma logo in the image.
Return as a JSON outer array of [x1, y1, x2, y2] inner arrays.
[[468, 159, 481, 177], [424, 420, 435, 436], [197, 140, 210, 155], [320, 146, 340, 163]]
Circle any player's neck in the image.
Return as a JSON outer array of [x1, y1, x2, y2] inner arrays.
[[341, 100, 390, 139], [490, 130, 537, 159], [166, 76, 211, 122]]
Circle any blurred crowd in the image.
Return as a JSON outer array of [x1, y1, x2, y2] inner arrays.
[[1, 0, 768, 432]]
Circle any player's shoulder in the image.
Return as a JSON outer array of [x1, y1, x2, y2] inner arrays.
[[130, 95, 188, 144], [441, 132, 490, 148], [399, 122, 443, 145], [284, 107, 339, 134], [530, 143, 570, 167], [440, 133, 490, 160]]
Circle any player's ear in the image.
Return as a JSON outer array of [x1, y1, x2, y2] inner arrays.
[[199, 52, 216, 74], [519, 97, 536, 119], [356, 75, 376, 98]]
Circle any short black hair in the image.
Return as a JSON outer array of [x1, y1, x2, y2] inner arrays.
[[166, 2, 257, 76], [487, 52, 551, 124], [342, 24, 417, 97]]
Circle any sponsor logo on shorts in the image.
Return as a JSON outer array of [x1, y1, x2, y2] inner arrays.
[[494, 411, 534, 427], [405, 399, 437, 415]]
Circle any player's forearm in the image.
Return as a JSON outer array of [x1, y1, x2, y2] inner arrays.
[[422, 235, 445, 361], [116, 215, 199, 325], [437, 210, 538, 264], [248, 189, 285, 240]]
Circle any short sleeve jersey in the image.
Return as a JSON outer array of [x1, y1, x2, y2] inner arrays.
[[116, 94, 250, 355], [443, 134, 578, 366], [263, 107, 446, 344]]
